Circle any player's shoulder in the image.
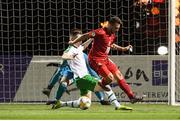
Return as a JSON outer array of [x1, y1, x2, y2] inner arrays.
[[64, 45, 74, 53], [89, 28, 105, 37], [78, 45, 84, 51], [94, 28, 106, 35]]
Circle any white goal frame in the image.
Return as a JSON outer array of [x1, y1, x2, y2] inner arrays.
[[168, 0, 180, 105]]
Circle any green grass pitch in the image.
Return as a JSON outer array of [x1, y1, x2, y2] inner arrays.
[[0, 103, 180, 120]]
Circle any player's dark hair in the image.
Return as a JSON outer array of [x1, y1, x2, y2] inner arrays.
[[109, 16, 122, 26], [70, 28, 82, 36]]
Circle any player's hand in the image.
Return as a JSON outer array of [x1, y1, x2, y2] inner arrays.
[[127, 45, 133, 50], [125, 45, 133, 51]]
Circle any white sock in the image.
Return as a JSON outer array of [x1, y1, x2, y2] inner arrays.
[[104, 85, 120, 108], [61, 99, 80, 108]]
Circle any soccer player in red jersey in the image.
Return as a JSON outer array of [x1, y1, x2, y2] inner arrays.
[[69, 16, 143, 103]]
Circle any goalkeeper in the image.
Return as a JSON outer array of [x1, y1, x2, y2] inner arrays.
[[51, 28, 132, 110]]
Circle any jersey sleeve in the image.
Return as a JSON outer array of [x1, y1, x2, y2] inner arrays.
[[88, 31, 96, 38], [88, 29, 100, 38], [78, 45, 84, 51], [63, 46, 74, 55]]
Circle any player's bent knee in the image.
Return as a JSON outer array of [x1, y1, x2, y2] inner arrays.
[[114, 70, 124, 80], [61, 81, 68, 87], [105, 74, 114, 84], [105, 79, 112, 85]]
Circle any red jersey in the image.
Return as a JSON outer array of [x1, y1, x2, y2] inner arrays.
[[88, 28, 116, 60]]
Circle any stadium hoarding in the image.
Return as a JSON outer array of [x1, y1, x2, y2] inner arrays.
[[0, 55, 32, 102], [11, 55, 180, 102], [107, 55, 169, 102]]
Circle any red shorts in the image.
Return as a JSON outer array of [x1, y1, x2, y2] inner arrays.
[[88, 57, 119, 78]]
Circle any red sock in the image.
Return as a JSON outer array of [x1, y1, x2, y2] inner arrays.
[[118, 78, 134, 99], [101, 78, 111, 85], [101, 78, 107, 85]]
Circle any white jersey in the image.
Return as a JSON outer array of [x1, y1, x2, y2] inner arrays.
[[64, 45, 89, 79]]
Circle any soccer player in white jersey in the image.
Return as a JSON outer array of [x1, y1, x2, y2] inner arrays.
[[42, 53, 110, 106]]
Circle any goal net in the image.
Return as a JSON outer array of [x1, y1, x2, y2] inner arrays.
[[0, 0, 179, 104]]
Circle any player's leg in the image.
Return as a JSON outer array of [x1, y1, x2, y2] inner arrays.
[[93, 83, 132, 110], [52, 75, 130, 110], [113, 70, 143, 103], [103, 85, 132, 110], [108, 59, 143, 103], [103, 85, 120, 108], [83, 53, 110, 105], [76, 75, 132, 110], [91, 60, 134, 97], [61, 91, 91, 108], [51, 82, 75, 109], [55, 70, 73, 100], [55, 86, 92, 109], [88, 59, 115, 86], [46, 77, 69, 105], [52, 98, 80, 109], [89, 58, 142, 103], [55, 80, 68, 100], [52, 75, 96, 109], [47, 70, 73, 105], [94, 92, 111, 105], [52, 90, 91, 109], [42, 67, 62, 97]]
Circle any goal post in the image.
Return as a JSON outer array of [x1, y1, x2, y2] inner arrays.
[[168, 0, 180, 106], [168, 0, 175, 105]]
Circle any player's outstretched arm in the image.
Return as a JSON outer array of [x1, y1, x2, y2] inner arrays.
[[81, 38, 93, 50], [69, 33, 90, 45], [111, 43, 132, 52], [62, 52, 77, 60]]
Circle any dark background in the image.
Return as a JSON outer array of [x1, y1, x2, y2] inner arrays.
[[0, 0, 168, 55]]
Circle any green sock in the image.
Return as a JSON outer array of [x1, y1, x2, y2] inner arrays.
[[55, 82, 67, 100], [48, 68, 61, 88]]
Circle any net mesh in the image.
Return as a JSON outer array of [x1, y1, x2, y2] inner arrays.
[[0, 0, 168, 56]]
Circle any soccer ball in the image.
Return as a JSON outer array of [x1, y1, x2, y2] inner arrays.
[[79, 96, 91, 110]]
